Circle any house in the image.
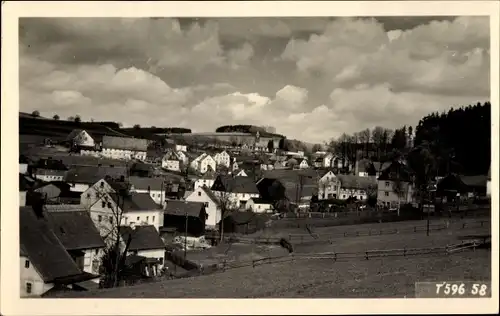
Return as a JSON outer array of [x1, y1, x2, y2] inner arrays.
[[101, 135, 148, 161], [246, 198, 274, 213], [66, 129, 96, 152], [65, 165, 128, 193], [376, 161, 415, 208], [80, 177, 129, 209], [211, 175, 260, 209], [317, 170, 341, 200], [313, 157, 324, 169], [128, 176, 168, 206], [336, 175, 377, 201], [354, 159, 371, 177], [32, 159, 68, 182], [286, 158, 299, 169], [119, 224, 166, 277], [129, 162, 154, 178], [214, 150, 231, 168], [437, 173, 489, 199], [299, 159, 309, 169], [193, 170, 216, 190], [163, 200, 208, 237], [87, 190, 164, 244], [185, 186, 221, 229], [190, 153, 217, 174], [20, 206, 99, 297], [487, 167, 491, 198], [175, 144, 187, 152], [233, 169, 248, 177], [323, 153, 334, 168], [19, 155, 31, 175], [367, 161, 391, 178], [461, 175, 488, 197], [176, 151, 189, 165], [161, 151, 182, 172], [45, 205, 106, 282], [33, 181, 72, 204]]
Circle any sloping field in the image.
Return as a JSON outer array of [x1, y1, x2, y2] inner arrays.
[[52, 249, 490, 298]]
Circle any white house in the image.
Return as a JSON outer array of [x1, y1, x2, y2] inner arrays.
[[175, 144, 188, 152], [100, 136, 148, 161], [45, 205, 106, 283], [336, 175, 377, 201], [194, 171, 216, 190], [66, 129, 96, 148], [376, 162, 415, 208], [214, 151, 231, 168], [299, 159, 309, 169], [119, 224, 166, 277], [128, 176, 168, 206], [211, 175, 260, 209], [246, 198, 274, 213], [234, 169, 248, 177], [176, 151, 189, 165], [66, 165, 128, 193], [34, 169, 66, 182], [161, 151, 181, 172], [20, 207, 99, 297], [318, 170, 341, 200], [87, 190, 164, 244], [323, 153, 335, 168], [190, 153, 216, 174], [185, 186, 221, 229]]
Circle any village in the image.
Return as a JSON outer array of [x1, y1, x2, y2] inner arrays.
[[19, 116, 492, 297]]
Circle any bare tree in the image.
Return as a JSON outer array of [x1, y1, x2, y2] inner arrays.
[[358, 128, 371, 158], [31, 110, 40, 117]]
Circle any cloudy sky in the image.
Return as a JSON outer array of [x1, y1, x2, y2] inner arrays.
[[19, 16, 490, 143]]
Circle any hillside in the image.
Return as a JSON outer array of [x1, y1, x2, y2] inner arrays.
[[215, 125, 284, 138]]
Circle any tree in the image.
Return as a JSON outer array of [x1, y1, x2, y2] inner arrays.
[[53, 114, 60, 120], [74, 115, 82, 123], [278, 138, 286, 150], [31, 110, 40, 117], [267, 140, 274, 153], [371, 126, 385, 160], [358, 128, 371, 158], [67, 116, 75, 121], [311, 144, 322, 153], [133, 124, 141, 129]]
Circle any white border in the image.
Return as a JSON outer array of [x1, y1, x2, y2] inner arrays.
[[2, 1, 499, 315]]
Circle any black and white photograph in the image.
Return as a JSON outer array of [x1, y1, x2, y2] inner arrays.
[[1, 1, 498, 314]]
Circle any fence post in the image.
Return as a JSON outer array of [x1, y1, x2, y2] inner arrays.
[[414, 226, 416, 233], [334, 252, 337, 262], [365, 251, 369, 260], [222, 259, 226, 272], [403, 247, 406, 257], [462, 223, 466, 229]]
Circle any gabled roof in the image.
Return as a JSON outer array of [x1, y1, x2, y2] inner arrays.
[[211, 175, 259, 194], [129, 176, 167, 191], [65, 165, 128, 184], [371, 161, 391, 173], [34, 159, 68, 171], [65, 129, 87, 142], [164, 200, 206, 217], [377, 161, 413, 182], [109, 192, 161, 211], [337, 174, 377, 190], [200, 170, 216, 180], [119, 225, 165, 251], [200, 186, 221, 206], [102, 135, 148, 151], [19, 207, 88, 283], [45, 207, 105, 251]]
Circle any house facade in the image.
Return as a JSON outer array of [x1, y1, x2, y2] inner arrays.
[[299, 159, 309, 169], [376, 161, 415, 208], [128, 176, 168, 206], [175, 144, 187, 152], [211, 175, 260, 209], [246, 198, 274, 213], [161, 151, 182, 172], [67, 129, 96, 148], [194, 154, 217, 174], [34, 169, 67, 182], [194, 171, 216, 190], [101, 136, 148, 161], [214, 151, 231, 168], [336, 175, 377, 201], [318, 170, 341, 199], [185, 186, 221, 229]]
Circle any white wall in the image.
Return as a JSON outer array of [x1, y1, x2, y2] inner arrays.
[[81, 179, 116, 208], [214, 152, 231, 167], [214, 191, 260, 209], [20, 191, 27, 207], [162, 160, 180, 172], [122, 210, 163, 232], [34, 174, 64, 182], [20, 163, 28, 175], [132, 189, 165, 206], [194, 179, 215, 190], [69, 182, 90, 193], [299, 161, 309, 169], [377, 180, 414, 207], [82, 248, 102, 283], [338, 188, 368, 201], [185, 187, 221, 228], [101, 148, 146, 161], [199, 156, 216, 174], [175, 145, 187, 152], [132, 249, 165, 274], [20, 256, 54, 297], [246, 200, 273, 213]]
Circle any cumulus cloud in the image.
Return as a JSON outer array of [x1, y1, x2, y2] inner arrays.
[[19, 16, 490, 143]]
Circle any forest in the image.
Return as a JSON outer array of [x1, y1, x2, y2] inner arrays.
[[215, 125, 284, 138]]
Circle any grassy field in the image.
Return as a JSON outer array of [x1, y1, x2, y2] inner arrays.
[[54, 249, 490, 298]]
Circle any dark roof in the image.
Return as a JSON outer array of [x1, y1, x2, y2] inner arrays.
[[57, 155, 129, 168], [200, 186, 221, 206], [129, 176, 167, 191], [337, 175, 377, 190], [20, 173, 37, 191], [200, 170, 216, 180], [212, 175, 259, 194], [45, 208, 105, 251], [33, 181, 71, 192], [34, 158, 68, 171], [460, 175, 488, 187], [102, 135, 148, 151], [65, 165, 128, 184], [261, 169, 320, 185], [371, 161, 392, 172], [248, 197, 273, 204], [164, 200, 206, 217], [356, 159, 372, 173], [119, 225, 165, 251], [19, 207, 86, 283], [377, 161, 413, 182], [110, 192, 161, 211], [130, 162, 153, 172]]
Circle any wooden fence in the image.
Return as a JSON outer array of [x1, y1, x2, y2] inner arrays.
[[218, 220, 490, 245]]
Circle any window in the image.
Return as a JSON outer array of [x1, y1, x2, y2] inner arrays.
[[146, 216, 149, 222], [25, 260, 30, 268], [95, 249, 99, 255], [100, 182, 104, 188], [342, 195, 346, 199], [124, 217, 128, 224], [204, 202, 209, 208], [385, 182, 390, 187], [109, 216, 113, 224], [98, 215, 102, 222], [137, 216, 140, 221], [385, 192, 389, 197], [152, 216, 155, 222], [26, 282, 32, 294], [198, 191, 201, 196], [101, 201, 105, 208], [107, 202, 112, 208]]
